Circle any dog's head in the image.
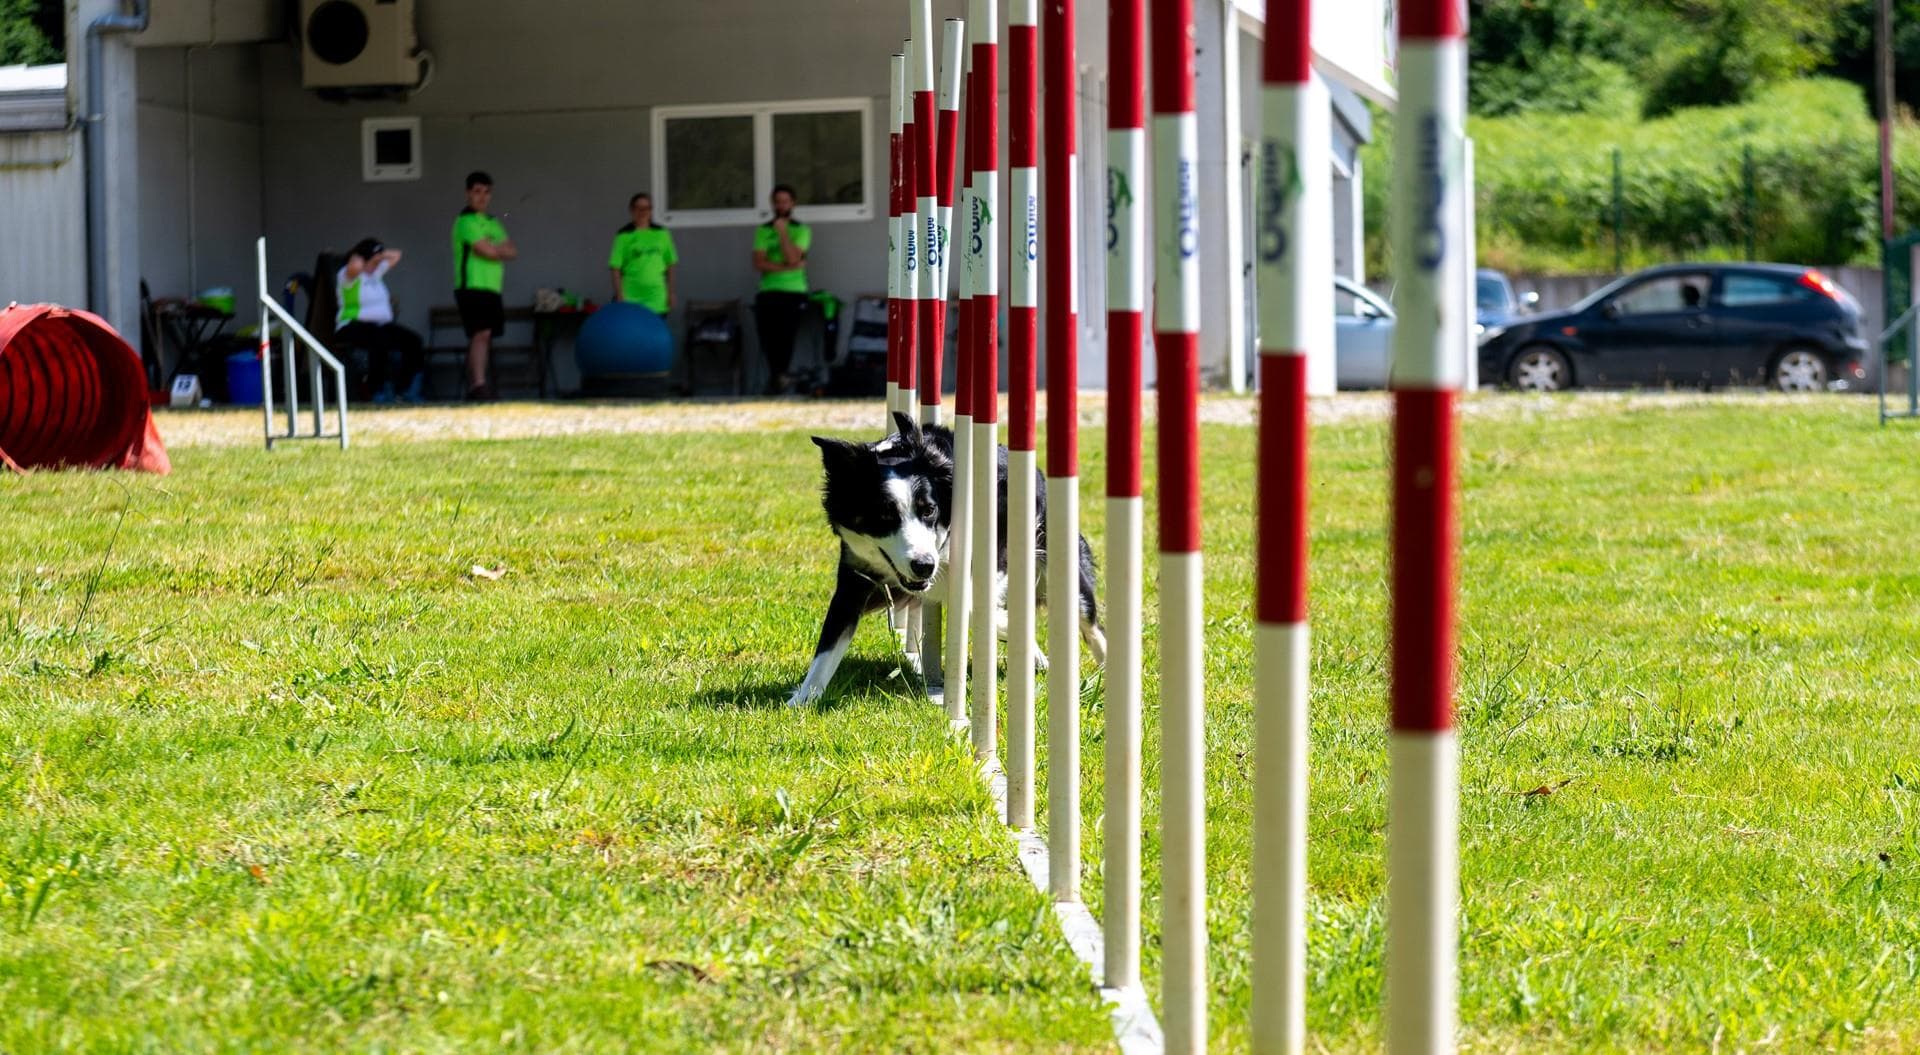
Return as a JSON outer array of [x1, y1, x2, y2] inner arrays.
[[811, 411, 954, 594]]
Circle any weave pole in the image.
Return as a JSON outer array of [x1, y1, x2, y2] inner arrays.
[[1251, 1, 1312, 1051], [1152, 0, 1205, 1048], [888, 53, 906, 433], [1103, 0, 1146, 994], [923, 15, 965, 706], [909, 2, 935, 666], [969, 0, 1001, 765], [888, 51, 913, 641], [1043, 0, 1082, 905], [1005, 0, 1041, 830], [1387, 1, 1464, 1052], [947, 28, 977, 732]]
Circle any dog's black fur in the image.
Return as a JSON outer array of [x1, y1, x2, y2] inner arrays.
[[790, 411, 1101, 706]]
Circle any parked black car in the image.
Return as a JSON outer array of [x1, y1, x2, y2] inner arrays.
[[1477, 263, 1870, 392]]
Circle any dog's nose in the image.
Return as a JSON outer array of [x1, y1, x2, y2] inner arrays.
[[909, 557, 937, 580]]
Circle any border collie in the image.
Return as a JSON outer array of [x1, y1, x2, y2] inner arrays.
[[791, 411, 1105, 707]]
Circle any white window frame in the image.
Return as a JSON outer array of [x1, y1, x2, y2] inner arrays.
[[651, 97, 873, 228], [361, 117, 422, 182]]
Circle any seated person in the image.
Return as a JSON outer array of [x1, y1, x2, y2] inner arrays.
[[335, 237, 426, 402]]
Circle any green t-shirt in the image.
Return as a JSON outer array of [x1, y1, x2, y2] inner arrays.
[[452, 209, 509, 292], [754, 220, 812, 294], [608, 224, 678, 313]]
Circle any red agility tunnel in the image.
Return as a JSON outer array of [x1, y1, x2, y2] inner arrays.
[[0, 303, 170, 474]]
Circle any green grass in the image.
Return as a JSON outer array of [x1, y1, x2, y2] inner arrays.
[[4, 397, 1920, 1052]]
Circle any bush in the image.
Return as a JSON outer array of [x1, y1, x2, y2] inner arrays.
[[1364, 78, 1913, 277]]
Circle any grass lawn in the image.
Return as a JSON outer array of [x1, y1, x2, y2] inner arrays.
[[3, 396, 1917, 1052]]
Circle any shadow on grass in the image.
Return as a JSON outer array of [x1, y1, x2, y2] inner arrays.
[[688, 656, 925, 712]]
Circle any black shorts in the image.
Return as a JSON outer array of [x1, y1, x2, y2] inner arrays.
[[454, 289, 505, 337]]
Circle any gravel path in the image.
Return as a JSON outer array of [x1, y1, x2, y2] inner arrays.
[[153, 391, 1834, 448]]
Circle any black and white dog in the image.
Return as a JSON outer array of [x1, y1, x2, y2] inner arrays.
[[791, 411, 1105, 707]]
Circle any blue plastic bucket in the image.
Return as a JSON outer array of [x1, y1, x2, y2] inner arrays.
[[226, 351, 263, 405]]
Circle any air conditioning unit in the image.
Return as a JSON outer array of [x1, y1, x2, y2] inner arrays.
[[299, 0, 422, 89]]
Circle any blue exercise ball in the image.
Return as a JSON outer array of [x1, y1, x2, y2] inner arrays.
[[575, 302, 674, 378]]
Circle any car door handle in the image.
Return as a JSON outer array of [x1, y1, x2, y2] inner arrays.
[[1686, 316, 1708, 328]]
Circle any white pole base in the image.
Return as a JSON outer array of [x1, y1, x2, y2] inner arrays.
[[1006, 449, 1039, 829], [1046, 474, 1080, 903], [1103, 494, 1144, 991], [1160, 550, 1206, 1055], [947, 414, 975, 723], [1386, 729, 1459, 1055], [1252, 620, 1310, 1055], [971, 417, 999, 763]]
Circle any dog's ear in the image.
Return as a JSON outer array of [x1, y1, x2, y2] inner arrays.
[[812, 435, 868, 473], [891, 411, 922, 447]]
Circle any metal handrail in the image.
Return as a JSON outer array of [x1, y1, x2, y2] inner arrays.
[[255, 237, 349, 449], [1879, 299, 1920, 426]]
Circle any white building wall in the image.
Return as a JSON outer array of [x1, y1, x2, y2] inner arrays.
[[136, 46, 265, 304], [0, 128, 86, 307], [240, 0, 1111, 390], [104, 0, 1381, 395]]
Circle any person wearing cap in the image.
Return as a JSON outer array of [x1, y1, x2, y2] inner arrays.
[[751, 184, 812, 395], [334, 238, 425, 403], [608, 193, 677, 315], [451, 170, 517, 401]]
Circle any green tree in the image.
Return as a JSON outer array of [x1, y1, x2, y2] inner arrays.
[[0, 0, 60, 66], [1469, 0, 1846, 117], [1641, 0, 1841, 115]]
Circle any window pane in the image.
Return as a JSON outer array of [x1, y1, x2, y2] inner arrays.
[[1475, 275, 1510, 312], [773, 110, 864, 207], [666, 115, 755, 211], [1721, 274, 1804, 307], [1614, 275, 1708, 315]]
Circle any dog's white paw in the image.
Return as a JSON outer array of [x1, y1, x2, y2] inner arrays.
[[1032, 647, 1050, 672], [1083, 624, 1108, 666]]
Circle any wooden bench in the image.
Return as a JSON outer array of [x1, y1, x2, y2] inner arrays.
[[426, 304, 548, 397]]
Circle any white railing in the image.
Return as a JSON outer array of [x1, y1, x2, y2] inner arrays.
[[256, 236, 349, 450]]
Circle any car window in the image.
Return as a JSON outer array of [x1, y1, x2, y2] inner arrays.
[[1335, 285, 1383, 318], [1720, 273, 1812, 307], [1609, 274, 1711, 315], [1476, 275, 1512, 313]]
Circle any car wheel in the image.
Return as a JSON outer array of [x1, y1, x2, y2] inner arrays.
[[1509, 346, 1572, 392], [1771, 348, 1828, 392]]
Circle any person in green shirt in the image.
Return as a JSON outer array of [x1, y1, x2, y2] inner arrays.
[[451, 170, 517, 401], [752, 184, 813, 395], [607, 193, 677, 314]]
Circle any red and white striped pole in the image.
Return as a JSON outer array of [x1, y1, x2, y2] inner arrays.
[[1251, 3, 1312, 1052], [911, 0, 939, 679], [1104, 0, 1146, 995], [888, 52, 906, 433], [889, 49, 914, 642], [1387, 2, 1464, 1052], [948, 32, 977, 733], [1043, 0, 1082, 905], [924, 14, 965, 706], [1005, 0, 1041, 831], [968, 0, 1001, 765], [1152, 0, 1205, 1047], [899, 37, 920, 431]]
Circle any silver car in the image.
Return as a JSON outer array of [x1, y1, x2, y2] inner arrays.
[[1335, 275, 1394, 389]]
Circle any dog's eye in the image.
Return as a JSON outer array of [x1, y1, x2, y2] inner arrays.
[[915, 499, 935, 519]]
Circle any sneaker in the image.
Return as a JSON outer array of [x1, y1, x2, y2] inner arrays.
[[465, 383, 495, 402], [400, 375, 426, 404], [371, 384, 396, 404]]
